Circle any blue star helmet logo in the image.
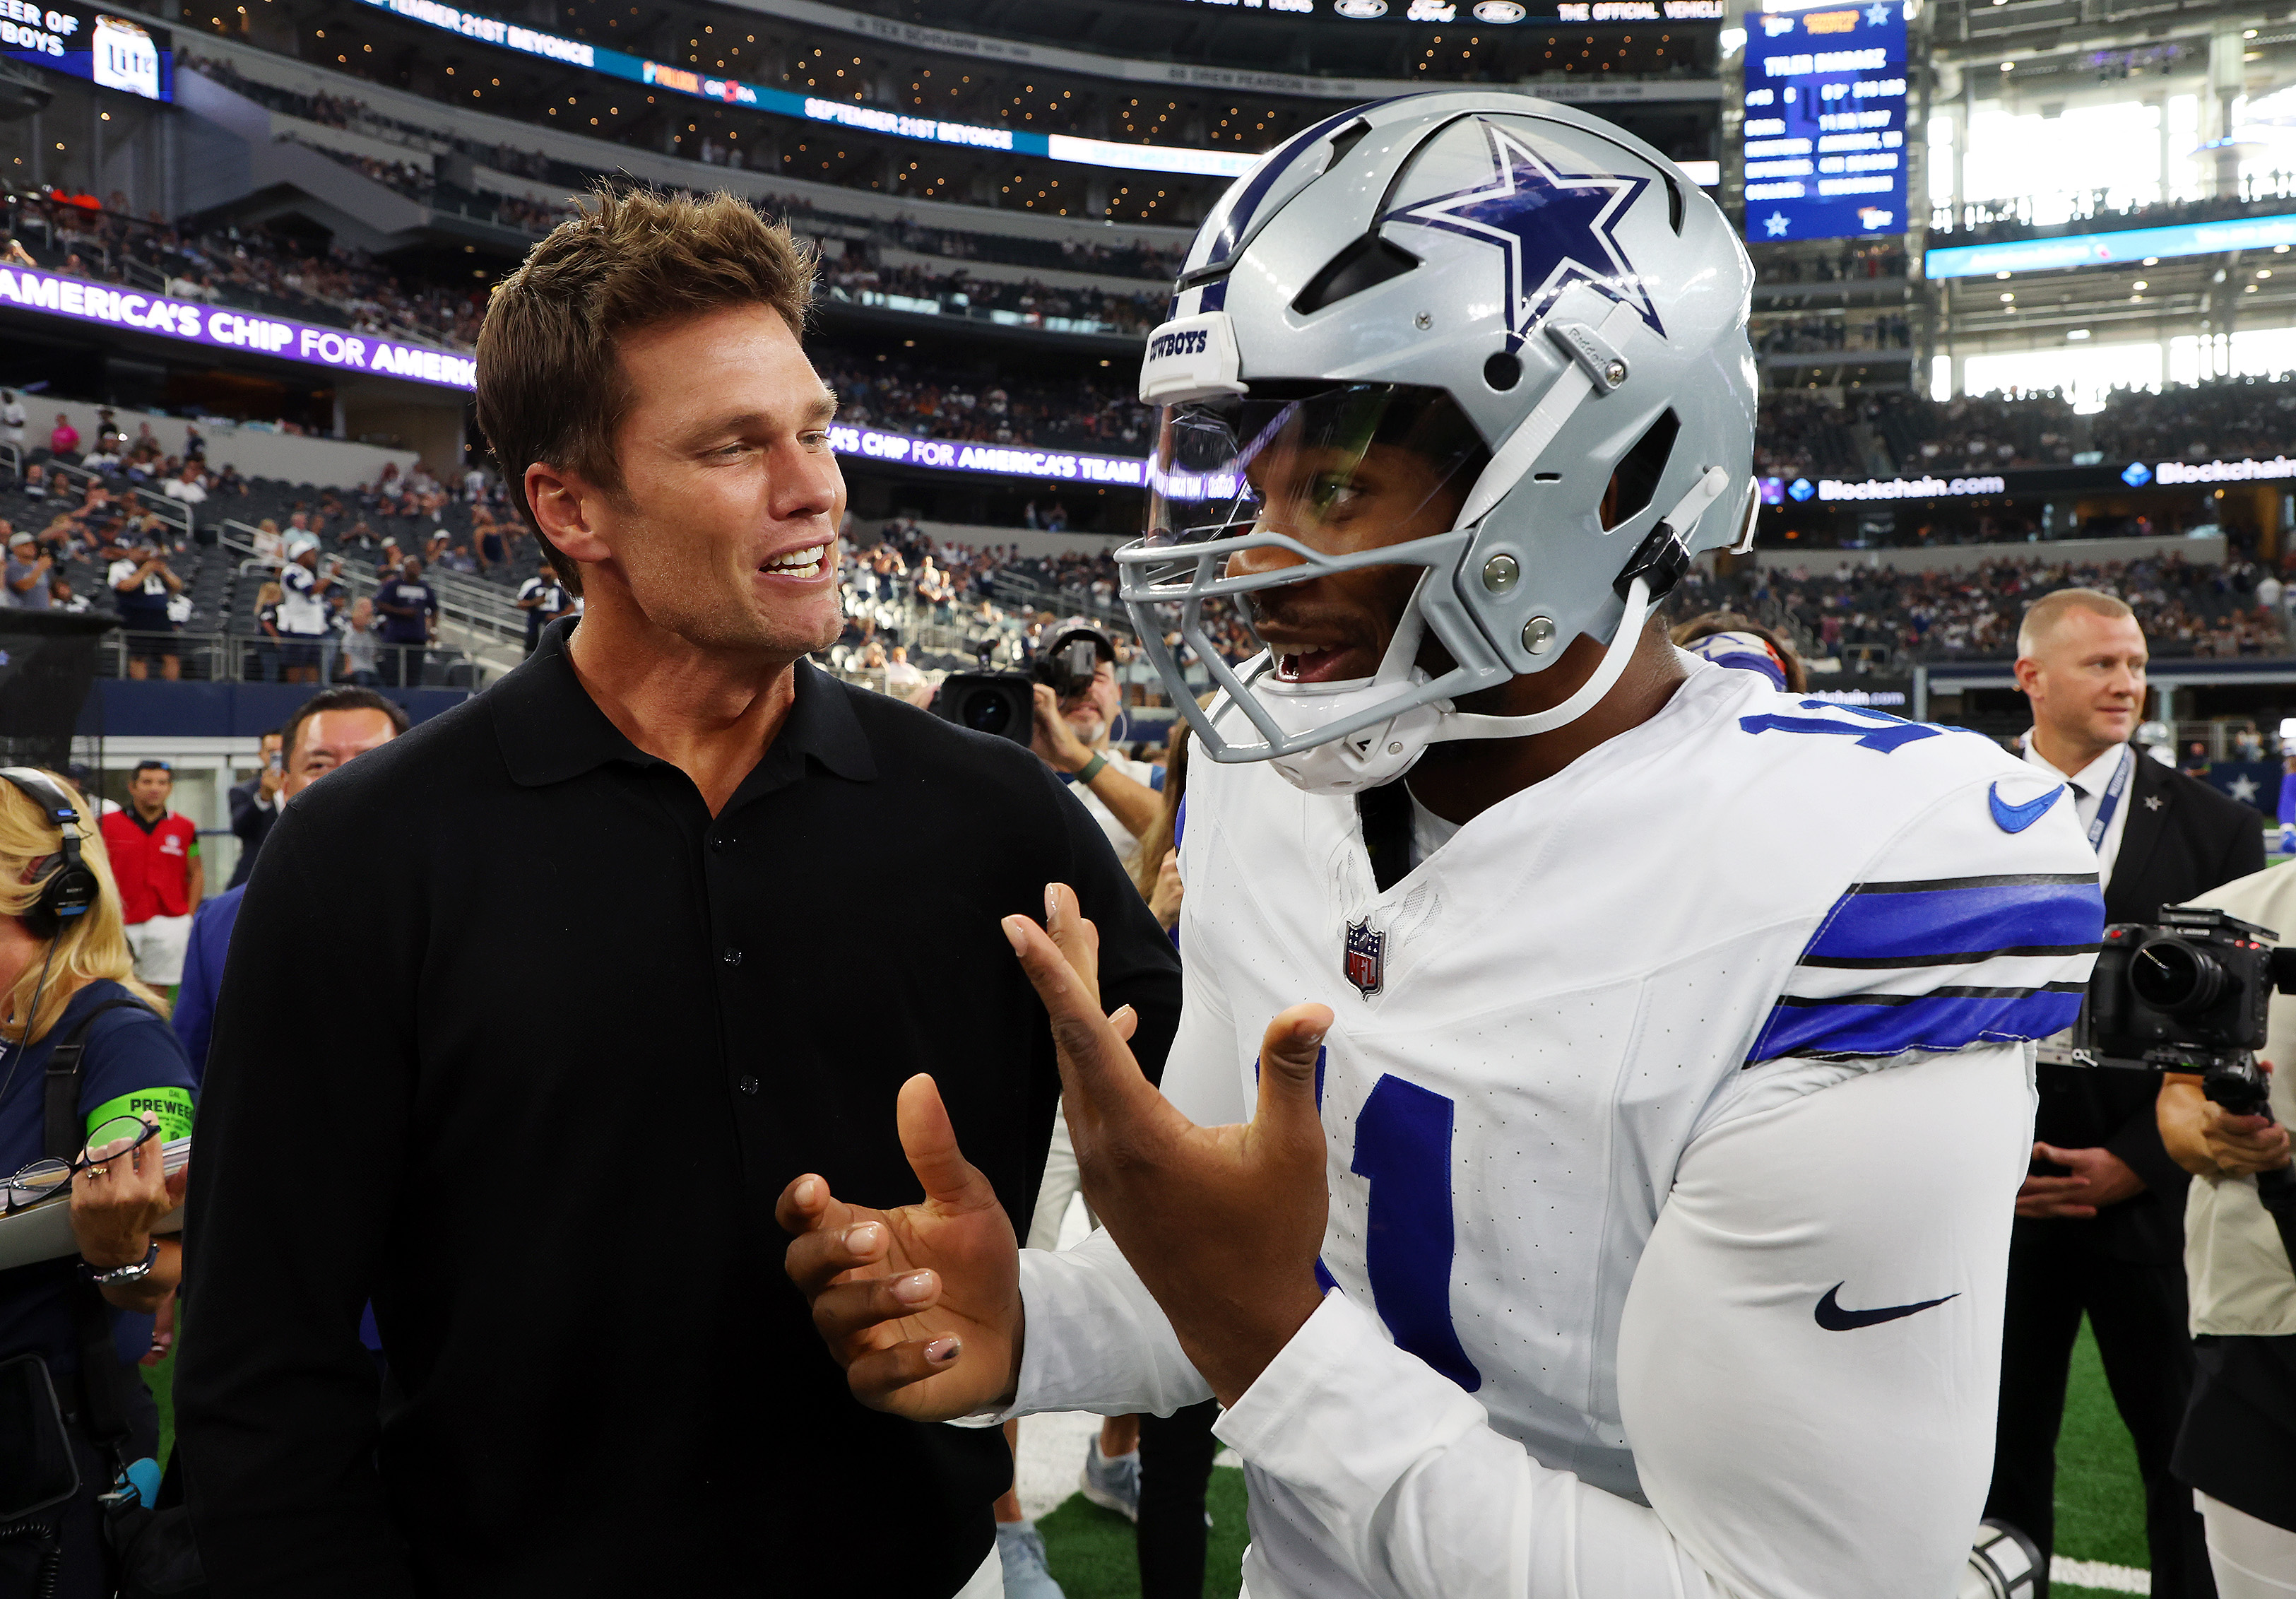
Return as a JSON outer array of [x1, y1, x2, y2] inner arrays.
[[1788, 477, 1816, 502], [1379, 119, 1662, 352], [2122, 461, 2153, 487]]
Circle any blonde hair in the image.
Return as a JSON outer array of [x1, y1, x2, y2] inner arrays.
[[2017, 587, 2136, 660], [0, 775, 167, 1046]]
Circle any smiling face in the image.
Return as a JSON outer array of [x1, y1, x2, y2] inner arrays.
[[538, 303, 845, 661], [1226, 436, 1471, 686]]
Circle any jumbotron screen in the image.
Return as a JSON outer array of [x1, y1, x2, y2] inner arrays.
[[1741, 0, 1906, 242], [0, 1, 172, 101]]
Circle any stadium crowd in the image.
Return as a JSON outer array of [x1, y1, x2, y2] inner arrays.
[[1929, 172, 2296, 246], [1682, 548, 2290, 663]]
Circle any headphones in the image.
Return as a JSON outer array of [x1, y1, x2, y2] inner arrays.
[[0, 768, 99, 940]]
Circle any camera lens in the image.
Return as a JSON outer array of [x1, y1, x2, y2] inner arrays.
[[961, 689, 1012, 737], [2129, 936, 2227, 1014]]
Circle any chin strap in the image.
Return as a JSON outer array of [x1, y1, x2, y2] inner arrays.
[[1438, 466, 1734, 744]]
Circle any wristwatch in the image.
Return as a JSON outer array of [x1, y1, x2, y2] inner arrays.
[[1075, 751, 1109, 784], [85, 1241, 158, 1286]]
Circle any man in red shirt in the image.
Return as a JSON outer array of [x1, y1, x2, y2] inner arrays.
[[100, 759, 203, 990]]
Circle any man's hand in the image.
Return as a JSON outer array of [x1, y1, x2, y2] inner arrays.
[[778, 1075, 1022, 1421], [2016, 1142, 2146, 1219], [2197, 1102, 2292, 1177], [1030, 683, 1094, 773], [1003, 884, 1330, 1408]]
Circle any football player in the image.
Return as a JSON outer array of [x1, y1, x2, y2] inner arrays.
[[782, 91, 2102, 1599]]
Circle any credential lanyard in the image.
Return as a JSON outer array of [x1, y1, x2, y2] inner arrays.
[[2088, 745, 2135, 854]]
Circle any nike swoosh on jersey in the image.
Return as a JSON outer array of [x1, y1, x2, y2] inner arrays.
[[1987, 781, 2065, 834], [1813, 1283, 1959, 1331]]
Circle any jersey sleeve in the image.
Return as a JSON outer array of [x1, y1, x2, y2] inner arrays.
[[1213, 1039, 2034, 1599], [1744, 767, 2102, 1066]]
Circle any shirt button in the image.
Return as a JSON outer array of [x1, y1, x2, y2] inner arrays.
[[739, 1075, 759, 1096], [710, 836, 729, 853], [723, 947, 742, 966]]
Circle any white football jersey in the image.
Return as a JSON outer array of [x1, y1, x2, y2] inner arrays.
[[1012, 655, 2105, 1599]]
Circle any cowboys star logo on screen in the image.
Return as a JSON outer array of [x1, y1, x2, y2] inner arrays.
[[1379, 118, 1662, 350]]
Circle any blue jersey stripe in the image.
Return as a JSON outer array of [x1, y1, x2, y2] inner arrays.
[[1804, 875, 2103, 967], [1747, 984, 2085, 1064]]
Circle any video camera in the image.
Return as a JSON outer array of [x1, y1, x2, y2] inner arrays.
[[2067, 904, 2296, 1243], [931, 624, 1110, 746]]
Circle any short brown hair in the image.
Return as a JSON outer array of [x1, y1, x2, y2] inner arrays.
[[2016, 586, 2135, 660], [475, 186, 816, 591]]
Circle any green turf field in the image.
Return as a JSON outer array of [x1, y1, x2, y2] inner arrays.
[[137, 1316, 2153, 1597], [1024, 1318, 2155, 1599]]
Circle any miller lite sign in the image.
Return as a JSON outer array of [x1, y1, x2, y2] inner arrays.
[[1342, 919, 1385, 998]]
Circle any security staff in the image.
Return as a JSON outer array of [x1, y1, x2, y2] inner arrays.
[[0, 769, 196, 1598], [1990, 589, 2264, 1596]]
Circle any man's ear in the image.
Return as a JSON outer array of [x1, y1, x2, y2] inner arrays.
[[526, 462, 611, 566]]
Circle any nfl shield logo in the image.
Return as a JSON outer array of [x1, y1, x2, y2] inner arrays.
[[1343, 920, 1385, 998]]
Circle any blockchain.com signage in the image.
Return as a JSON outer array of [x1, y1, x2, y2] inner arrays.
[[0, 265, 475, 390], [1741, 1, 1907, 242]]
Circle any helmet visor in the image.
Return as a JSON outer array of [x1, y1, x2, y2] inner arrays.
[[1144, 384, 1489, 556]]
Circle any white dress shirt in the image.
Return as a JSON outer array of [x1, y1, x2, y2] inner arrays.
[[2023, 734, 2135, 886]]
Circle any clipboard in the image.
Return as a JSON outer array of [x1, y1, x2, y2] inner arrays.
[[0, 1137, 189, 1273]]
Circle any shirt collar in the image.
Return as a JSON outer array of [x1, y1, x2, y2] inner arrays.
[[492, 619, 875, 790], [2022, 733, 2126, 796]]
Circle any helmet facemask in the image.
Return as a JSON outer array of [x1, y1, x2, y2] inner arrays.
[[1130, 383, 1511, 790]]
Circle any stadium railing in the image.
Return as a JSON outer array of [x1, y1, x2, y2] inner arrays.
[[93, 628, 476, 687], [218, 520, 526, 647]]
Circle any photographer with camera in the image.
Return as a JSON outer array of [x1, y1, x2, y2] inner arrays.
[[1029, 618, 1161, 858], [2150, 867, 2296, 1597], [1991, 588, 2265, 1596]]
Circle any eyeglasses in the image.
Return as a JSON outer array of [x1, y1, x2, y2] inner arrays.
[[3, 1115, 160, 1215]]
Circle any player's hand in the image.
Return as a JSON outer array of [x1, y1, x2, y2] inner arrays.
[[1004, 883, 1330, 1409], [778, 1075, 1022, 1422], [2014, 1142, 2146, 1219]]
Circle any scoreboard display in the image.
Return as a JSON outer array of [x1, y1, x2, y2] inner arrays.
[[1741, 0, 1906, 242]]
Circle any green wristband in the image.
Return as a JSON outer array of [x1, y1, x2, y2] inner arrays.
[[1075, 751, 1108, 784]]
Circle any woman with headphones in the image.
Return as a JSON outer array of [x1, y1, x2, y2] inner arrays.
[[0, 767, 197, 1599]]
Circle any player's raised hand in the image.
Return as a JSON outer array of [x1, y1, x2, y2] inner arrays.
[[778, 1074, 1022, 1421], [1004, 883, 1332, 1408]]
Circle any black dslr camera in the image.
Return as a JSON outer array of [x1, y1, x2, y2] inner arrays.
[[932, 626, 1108, 745], [2077, 904, 2296, 1232]]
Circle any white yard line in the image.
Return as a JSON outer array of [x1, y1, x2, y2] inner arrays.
[[2050, 1557, 2150, 1594]]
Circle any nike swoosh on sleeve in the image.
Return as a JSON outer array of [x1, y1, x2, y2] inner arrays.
[[1813, 1283, 1960, 1331], [1987, 781, 2065, 834]]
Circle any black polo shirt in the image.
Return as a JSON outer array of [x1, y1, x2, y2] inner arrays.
[[177, 619, 1183, 1598]]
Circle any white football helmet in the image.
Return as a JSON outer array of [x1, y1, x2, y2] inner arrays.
[[1118, 93, 1760, 793]]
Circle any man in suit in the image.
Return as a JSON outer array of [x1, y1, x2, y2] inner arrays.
[[225, 730, 283, 890], [1987, 587, 2264, 1598]]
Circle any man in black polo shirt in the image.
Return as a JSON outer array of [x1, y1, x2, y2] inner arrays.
[[176, 189, 1184, 1599]]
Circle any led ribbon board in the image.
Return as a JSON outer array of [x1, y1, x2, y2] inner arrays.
[[829, 425, 1147, 485], [354, 0, 1258, 177], [1, 0, 171, 101], [1741, 0, 1907, 241], [1925, 212, 2296, 280], [0, 264, 476, 388]]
